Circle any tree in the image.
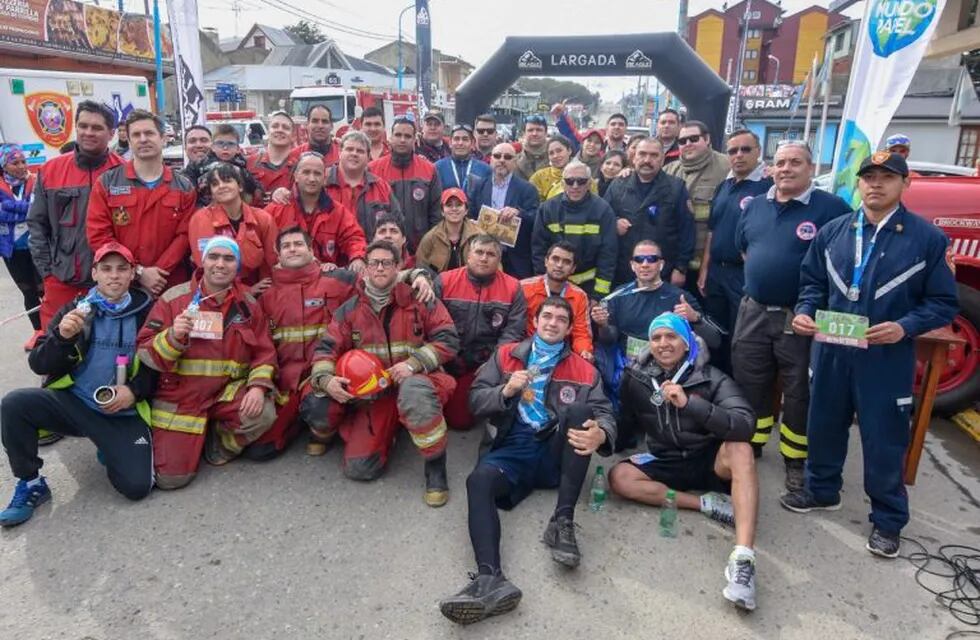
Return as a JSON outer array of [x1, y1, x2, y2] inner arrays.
[[285, 20, 327, 45], [516, 78, 598, 110]]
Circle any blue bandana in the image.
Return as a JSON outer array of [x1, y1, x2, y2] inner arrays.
[[517, 335, 564, 431], [648, 312, 698, 366], [84, 286, 132, 315]]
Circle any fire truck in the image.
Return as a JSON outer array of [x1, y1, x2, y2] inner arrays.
[[287, 85, 417, 142]]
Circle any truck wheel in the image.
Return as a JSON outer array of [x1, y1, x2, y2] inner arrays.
[[932, 283, 980, 416]]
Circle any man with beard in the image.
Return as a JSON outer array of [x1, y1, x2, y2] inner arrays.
[[325, 131, 400, 242], [657, 108, 683, 166], [515, 115, 550, 180], [472, 114, 499, 163], [292, 104, 340, 167], [182, 125, 212, 165], [417, 111, 451, 163], [521, 241, 593, 361]]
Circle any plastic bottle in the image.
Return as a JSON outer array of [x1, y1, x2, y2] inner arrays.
[[660, 488, 678, 537], [589, 465, 608, 512]]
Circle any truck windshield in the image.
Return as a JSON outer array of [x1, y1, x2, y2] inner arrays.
[[291, 96, 346, 121]]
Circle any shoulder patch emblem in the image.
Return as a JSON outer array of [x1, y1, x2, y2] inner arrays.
[[796, 221, 817, 241], [559, 385, 576, 405]]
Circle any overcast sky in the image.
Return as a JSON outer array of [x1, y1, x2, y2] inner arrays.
[[193, 0, 865, 100]]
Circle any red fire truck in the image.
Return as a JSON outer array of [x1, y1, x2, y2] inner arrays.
[[287, 86, 417, 143]]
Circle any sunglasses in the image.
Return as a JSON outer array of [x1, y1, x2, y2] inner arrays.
[[563, 177, 590, 187], [476, 127, 496, 135], [492, 152, 515, 160], [727, 145, 755, 155], [632, 254, 662, 264], [678, 134, 703, 146]]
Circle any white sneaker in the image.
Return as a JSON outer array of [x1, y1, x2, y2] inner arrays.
[[723, 551, 756, 611], [700, 492, 735, 527]]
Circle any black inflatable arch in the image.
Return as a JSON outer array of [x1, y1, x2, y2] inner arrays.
[[455, 33, 731, 149]]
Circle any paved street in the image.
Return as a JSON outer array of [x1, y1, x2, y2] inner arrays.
[[0, 276, 977, 640]]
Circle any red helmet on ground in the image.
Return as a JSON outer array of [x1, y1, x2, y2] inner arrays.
[[336, 349, 391, 397]]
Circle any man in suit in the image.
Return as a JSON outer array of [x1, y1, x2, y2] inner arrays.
[[468, 143, 540, 279]]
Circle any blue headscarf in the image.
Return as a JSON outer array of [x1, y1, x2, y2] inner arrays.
[[202, 236, 241, 271], [1, 144, 26, 187], [648, 312, 699, 366]]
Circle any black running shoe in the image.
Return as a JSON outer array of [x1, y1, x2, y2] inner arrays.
[[543, 515, 581, 568], [784, 459, 805, 492], [779, 490, 842, 513], [439, 572, 522, 625], [866, 527, 900, 559]]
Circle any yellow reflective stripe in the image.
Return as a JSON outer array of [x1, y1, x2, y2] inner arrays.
[[248, 364, 275, 386], [780, 423, 808, 446], [416, 345, 440, 371], [780, 440, 808, 459], [545, 223, 600, 235], [756, 416, 774, 429], [546, 223, 562, 233], [47, 374, 73, 390], [358, 343, 417, 360], [218, 379, 246, 403], [751, 431, 771, 444], [409, 420, 447, 449], [174, 359, 249, 378], [275, 390, 291, 406], [568, 268, 597, 285], [311, 360, 335, 379], [272, 325, 325, 344], [153, 330, 182, 362], [151, 409, 206, 435], [594, 278, 611, 295], [752, 416, 774, 444]]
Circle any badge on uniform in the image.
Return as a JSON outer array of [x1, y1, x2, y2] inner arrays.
[[108, 185, 132, 196], [412, 187, 426, 202], [112, 207, 130, 226], [647, 205, 658, 219]]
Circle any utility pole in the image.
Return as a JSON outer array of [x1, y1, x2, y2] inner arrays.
[[678, 0, 689, 40], [730, 0, 753, 131]]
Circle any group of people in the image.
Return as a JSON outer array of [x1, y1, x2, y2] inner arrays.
[[0, 99, 958, 623]]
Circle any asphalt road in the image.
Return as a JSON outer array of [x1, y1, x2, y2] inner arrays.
[[0, 276, 977, 640]]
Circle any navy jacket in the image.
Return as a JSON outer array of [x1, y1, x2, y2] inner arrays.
[[468, 173, 540, 279], [435, 156, 491, 193]]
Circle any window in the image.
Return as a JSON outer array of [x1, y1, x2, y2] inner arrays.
[[743, 70, 757, 81], [957, 126, 980, 167], [764, 129, 817, 159], [751, 10, 761, 19], [253, 35, 266, 48], [834, 32, 845, 52], [748, 28, 761, 38], [744, 49, 759, 59]]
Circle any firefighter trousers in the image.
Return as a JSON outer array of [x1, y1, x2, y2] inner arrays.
[[732, 296, 811, 462], [300, 372, 454, 481]]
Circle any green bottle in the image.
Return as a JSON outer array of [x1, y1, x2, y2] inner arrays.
[[589, 465, 608, 512], [659, 488, 678, 537]]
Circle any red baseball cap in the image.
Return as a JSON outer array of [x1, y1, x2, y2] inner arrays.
[[93, 241, 136, 265], [582, 129, 605, 143], [441, 187, 468, 205]]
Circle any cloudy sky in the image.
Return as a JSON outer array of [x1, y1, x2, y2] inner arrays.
[[192, 0, 865, 101]]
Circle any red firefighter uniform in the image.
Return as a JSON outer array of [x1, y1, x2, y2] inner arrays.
[[251, 264, 359, 455], [302, 280, 460, 480], [87, 161, 197, 288], [291, 142, 340, 168], [246, 150, 298, 205], [137, 276, 278, 488], [265, 190, 367, 267], [187, 203, 279, 284], [324, 165, 400, 243], [367, 153, 442, 252]]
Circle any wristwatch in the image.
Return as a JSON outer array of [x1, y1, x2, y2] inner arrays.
[[135, 264, 145, 278]]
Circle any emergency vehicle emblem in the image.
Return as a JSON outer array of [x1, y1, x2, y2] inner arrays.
[[871, 151, 891, 164], [559, 385, 576, 404], [796, 221, 817, 241], [945, 246, 956, 274], [412, 187, 426, 202], [324, 240, 336, 256], [739, 196, 753, 210], [491, 311, 504, 328], [112, 207, 131, 226], [24, 92, 74, 149]]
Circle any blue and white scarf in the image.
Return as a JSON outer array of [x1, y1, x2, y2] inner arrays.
[[517, 335, 564, 431]]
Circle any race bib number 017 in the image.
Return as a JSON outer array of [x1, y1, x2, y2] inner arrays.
[[814, 309, 868, 349]]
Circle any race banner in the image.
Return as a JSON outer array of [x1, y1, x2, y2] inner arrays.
[[831, 0, 946, 207], [165, 0, 206, 131], [415, 0, 432, 116]]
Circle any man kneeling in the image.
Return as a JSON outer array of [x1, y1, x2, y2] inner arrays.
[[609, 312, 759, 610], [0, 243, 155, 526], [439, 296, 615, 624]]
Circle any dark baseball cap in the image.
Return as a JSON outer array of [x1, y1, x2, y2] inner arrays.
[[857, 151, 909, 178], [423, 111, 445, 124]]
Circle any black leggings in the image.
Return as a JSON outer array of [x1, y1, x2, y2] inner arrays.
[[3, 249, 42, 330], [466, 434, 592, 574]]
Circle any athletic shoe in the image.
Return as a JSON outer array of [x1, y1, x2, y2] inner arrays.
[[700, 492, 735, 527], [424, 454, 449, 507], [866, 527, 900, 559], [723, 550, 757, 611], [37, 429, 63, 446], [779, 490, 841, 513], [439, 571, 522, 625], [784, 459, 805, 492], [23, 329, 42, 352], [543, 515, 580, 568], [203, 428, 236, 466], [0, 477, 51, 527]]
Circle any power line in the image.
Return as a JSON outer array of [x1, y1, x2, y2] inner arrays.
[[254, 0, 397, 41]]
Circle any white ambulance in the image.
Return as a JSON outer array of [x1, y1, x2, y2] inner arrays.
[[0, 68, 151, 165]]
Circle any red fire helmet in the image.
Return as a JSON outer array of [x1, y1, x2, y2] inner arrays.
[[336, 349, 391, 397]]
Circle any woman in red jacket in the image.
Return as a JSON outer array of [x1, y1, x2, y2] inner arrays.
[[187, 163, 278, 290]]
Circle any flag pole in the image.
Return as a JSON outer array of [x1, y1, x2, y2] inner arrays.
[[803, 53, 817, 142]]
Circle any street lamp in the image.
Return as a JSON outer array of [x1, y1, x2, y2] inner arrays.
[[768, 54, 781, 84], [397, 3, 414, 91]]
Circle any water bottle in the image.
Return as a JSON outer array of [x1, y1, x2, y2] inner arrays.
[[589, 465, 608, 512], [660, 488, 678, 537]]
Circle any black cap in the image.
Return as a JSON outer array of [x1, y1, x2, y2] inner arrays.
[[857, 151, 909, 178]]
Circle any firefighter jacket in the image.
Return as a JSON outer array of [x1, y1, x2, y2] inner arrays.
[[137, 276, 278, 435], [520, 275, 593, 356], [324, 165, 400, 244], [310, 279, 459, 385], [531, 191, 618, 297], [246, 149, 298, 205], [437, 267, 527, 373], [468, 338, 616, 455], [28, 150, 123, 284], [265, 190, 366, 267], [87, 161, 196, 282], [260, 263, 358, 394], [187, 203, 278, 284], [291, 140, 340, 168], [368, 153, 442, 252]]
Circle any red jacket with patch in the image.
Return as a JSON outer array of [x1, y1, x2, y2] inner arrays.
[[368, 153, 442, 252], [291, 141, 340, 168], [265, 190, 366, 267], [324, 165, 399, 243], [246, 149, 298, 205], [187, 203, 278, 284]]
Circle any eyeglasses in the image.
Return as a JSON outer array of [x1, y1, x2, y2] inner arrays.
[[563, 177, 590, 187], [727, 145, 755, 155], [678, 134, 703, 146], [366, 258, 396, 269], [212, 140, 238, 149], [476, 127, 496, 135], [631, 254, 662, 264], [492, 152, 515, 160]]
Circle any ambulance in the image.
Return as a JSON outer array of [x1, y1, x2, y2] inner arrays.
[[0, 68, 151, 165]]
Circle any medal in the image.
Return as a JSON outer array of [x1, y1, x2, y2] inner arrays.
[[650, 389, 665, 406], [650, 360, 692, 408], [847, 286, 860, 302], [522, 388, 536, 402], [76, 300, 92, 315]]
